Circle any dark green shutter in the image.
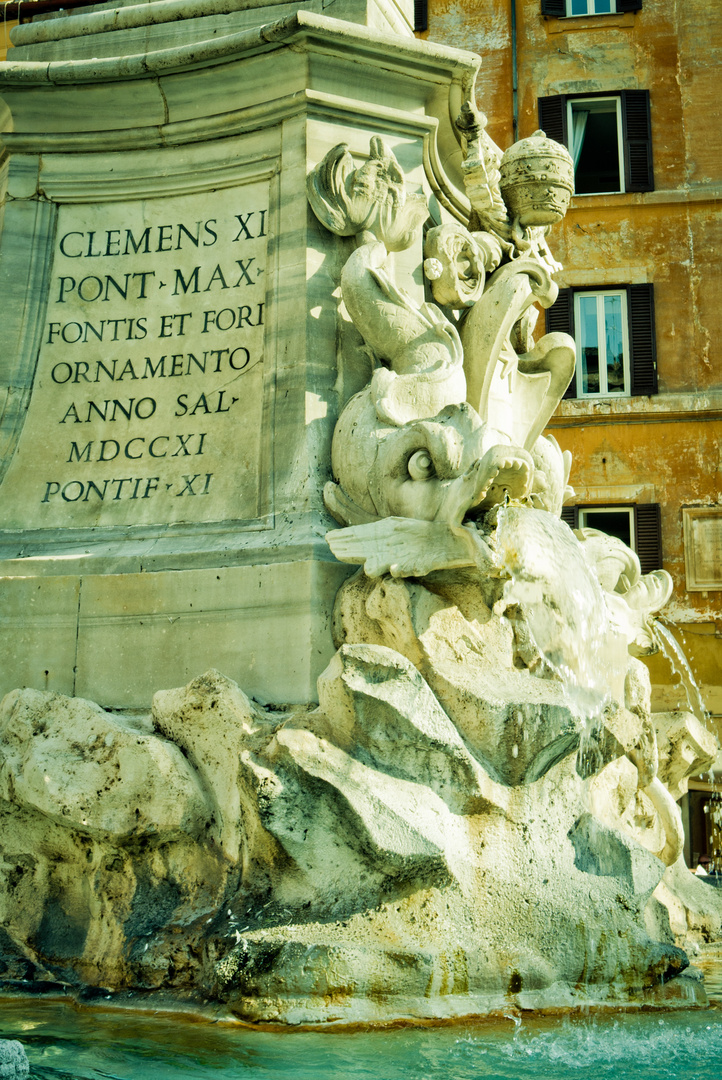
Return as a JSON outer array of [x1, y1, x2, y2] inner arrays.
[[560, 506, 579, 529], [628, 283, 657, 395], [621, 90, 654, 191], [617, 0, 643, 12], [414, 0, 428, 32], [538, 95, 568, 146], [634, 503, 663, 573], [545, 288, 577, 398], [541, 0, 566, 15]]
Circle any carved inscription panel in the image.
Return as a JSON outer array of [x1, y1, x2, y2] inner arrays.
[[683, 507, 722, 591], [0, 180, 269, 530]]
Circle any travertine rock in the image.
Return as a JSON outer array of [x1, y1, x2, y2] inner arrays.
[[0, 1040, 29, 1080], [655, 855, 722, 945], [316, 643, 496, 813], [0, 686, 231, 990], [655, 710, 718, 801], [568, 813, 664, 899], [0, 688, 209, 841], [152, 669, 274, 861], [0, 654, 698, 1020]]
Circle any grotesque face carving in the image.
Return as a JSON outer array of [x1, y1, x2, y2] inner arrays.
[[328, 394, 534, 527], [423, 223, 491, 308]]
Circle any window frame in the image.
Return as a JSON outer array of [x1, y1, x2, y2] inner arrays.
[[546, 283, 657, 399], [568, 95, 626, 195], [538, 90, 654, 194], [566, 0, 617, 15], [573, 288, 631, 397], [541, 0, 642, 15], [561, 503, 663, 574], [577, 505, 635, 548]]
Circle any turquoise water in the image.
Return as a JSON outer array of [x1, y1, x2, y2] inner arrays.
[[1, 955, 721, 1080]]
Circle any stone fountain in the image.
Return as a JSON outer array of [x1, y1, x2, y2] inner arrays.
[[0, 0, 718, 1026]]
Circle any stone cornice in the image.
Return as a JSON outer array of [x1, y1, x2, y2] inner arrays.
[[0, 10, 479, 86], [8, 0, 341, 47]]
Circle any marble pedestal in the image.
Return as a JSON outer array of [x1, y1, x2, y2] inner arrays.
[[0, 6, 476, 705]]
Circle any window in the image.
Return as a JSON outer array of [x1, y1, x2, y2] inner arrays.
[[575, 290, 629, 396], [541, 0, 642, 16], [538, 90, 654, 193], [560, 504, 663, 574], [413, 0, 428, 32], [546, 283, 657, 398], [569, 97, 624, 194], [569, 1, 617, 14], [579, 506, 634, 546]]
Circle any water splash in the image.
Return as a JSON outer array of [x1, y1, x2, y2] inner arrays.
[[654, 620, 710, 729], [655, 620, 722, 870], [3, 996, 722, 1080], [494, 506, 624, 723], [457, 1013, 722, 1077]]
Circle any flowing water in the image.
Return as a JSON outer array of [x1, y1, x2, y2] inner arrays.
[[494, 506, 620, 722], [654, 622, 711, 732], [2, 965, 722, 1080], [653, 621, 722, 840]]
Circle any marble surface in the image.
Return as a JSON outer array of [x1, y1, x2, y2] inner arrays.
[[9, 0, 415, 62], [0, 7, 477, 705], [0, 1, 718, 1024], [1, 186, 268, 531]]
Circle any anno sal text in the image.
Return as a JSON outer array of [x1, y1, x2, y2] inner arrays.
[[33, 200, 268, 522]]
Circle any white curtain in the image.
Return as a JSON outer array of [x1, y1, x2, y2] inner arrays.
[[571, 110, 589, 168]]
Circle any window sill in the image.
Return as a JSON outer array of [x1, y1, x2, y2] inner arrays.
[[568, 186, 720, 209], [569, 191, 647, 210], [568, 482, 657, 504], [574, 393, 631, 402], [549, 390, 722, 426], [544, 14, 635, 34]]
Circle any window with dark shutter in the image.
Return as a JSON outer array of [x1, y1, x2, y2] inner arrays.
[[538, 95, 568, 144], [621, 90, 654, 191], [414, 0, 428, 32], [628, 283, 657, 395], [545, 284, 656, 399], [617, 0, 643, 12], [545, 288, 578, 399], [560, 506, 579, 529], [569, 505, 661, 572], [634, 503, 663, 573], [539, 90, 652, 193], [541, 0, 566, 16]]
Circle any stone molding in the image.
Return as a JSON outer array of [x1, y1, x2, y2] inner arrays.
[[0, 11, 477, 86], [683, 507, 722, 592]]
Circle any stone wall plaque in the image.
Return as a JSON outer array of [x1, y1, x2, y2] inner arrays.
[[683, 506, 722, 591], [0, 180, 269, 531]]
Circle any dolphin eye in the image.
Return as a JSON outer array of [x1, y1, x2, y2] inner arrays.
[[408, 449, 435, 480]]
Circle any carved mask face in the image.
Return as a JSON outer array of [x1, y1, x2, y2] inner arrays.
[[329, 395, 534, 529], [424, 224, 486, 308]]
